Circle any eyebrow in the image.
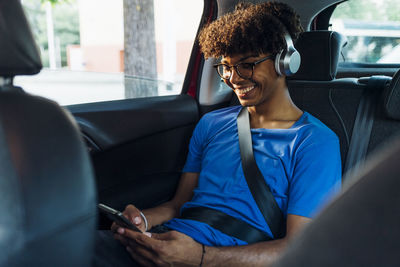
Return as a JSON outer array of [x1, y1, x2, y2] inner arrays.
[[221, 54, 259, 64]]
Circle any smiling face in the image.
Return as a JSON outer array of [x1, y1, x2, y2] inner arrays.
[[221, 53, 287, 108]]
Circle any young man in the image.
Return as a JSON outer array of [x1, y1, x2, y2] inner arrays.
[[95, 2, 341, 266]]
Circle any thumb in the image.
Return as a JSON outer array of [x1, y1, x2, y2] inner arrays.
[[132, 215, 142, 225]]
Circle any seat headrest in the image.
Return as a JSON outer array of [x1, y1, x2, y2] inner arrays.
[[289, 31, 347, 81], [0, 0, 42, 77], [384, 69, 400, 120]]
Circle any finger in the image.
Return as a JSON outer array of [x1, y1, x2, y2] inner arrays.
[[126, 239, 168, 267], [123, 205, 142, 224], [114, 227, 146, 247], [110, 222, 119, 232], [127, 236, 174, 267], [124, 230, 166, 258], [150, 230, 189, 243], [128, 243, 171, 267], [122, 228, 148, 240], [126, 246, 158, 267], [122, 229, 156, 249], [113, 233, 129, 247], [149, 231, 175, 241], [122, 205, 147, 232]]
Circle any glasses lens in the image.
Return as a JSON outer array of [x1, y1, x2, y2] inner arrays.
[[236, 63, 253, 79], [217, 64, 231, 80]]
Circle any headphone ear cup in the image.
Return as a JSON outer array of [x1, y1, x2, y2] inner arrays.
[[285, 49, 301, 76], [274, 49, 285, 76], [274, 32, 301, 76], [274, 48, 301, 76]]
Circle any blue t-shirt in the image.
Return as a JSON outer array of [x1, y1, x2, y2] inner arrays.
[[164, 106, 341, 246]]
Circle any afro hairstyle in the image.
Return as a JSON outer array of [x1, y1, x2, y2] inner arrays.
[[198, 1, 303, 59]]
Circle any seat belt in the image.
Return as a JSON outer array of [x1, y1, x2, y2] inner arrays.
[[344, 76, 391, 182], [181, 206, 272, 243], [237, 107, 285, 239]]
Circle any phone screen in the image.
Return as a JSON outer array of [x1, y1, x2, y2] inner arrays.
[[98, 203, 142, 233]]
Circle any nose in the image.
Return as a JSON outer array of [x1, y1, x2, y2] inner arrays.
[[229, 67, 245, 84]]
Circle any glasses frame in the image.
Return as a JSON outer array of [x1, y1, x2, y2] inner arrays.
[[213, 55, 274, 80]]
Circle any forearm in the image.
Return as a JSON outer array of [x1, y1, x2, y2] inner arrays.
[[201, 215, 310, 266], [203, 238, 288, 267], [143, 172, 199, 230]]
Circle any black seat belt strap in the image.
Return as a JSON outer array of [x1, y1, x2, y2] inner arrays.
[[237, 107, 285, 239], [181, 206, 272, 243], [344, 76, 391, 181]]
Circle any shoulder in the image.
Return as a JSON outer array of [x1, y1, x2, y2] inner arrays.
[[192, 105, 241, 140], [202, 105, 242, 120], [199, 105, 242, 127], [291, 112, 340, 155], [294, 112, 339, 143]]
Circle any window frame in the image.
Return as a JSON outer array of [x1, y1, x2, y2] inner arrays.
[[311, 1, 400, 70]]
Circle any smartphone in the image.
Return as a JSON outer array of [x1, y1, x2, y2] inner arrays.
[[98, 203, 142, 233]]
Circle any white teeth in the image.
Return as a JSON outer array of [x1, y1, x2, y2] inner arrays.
[[237, 86, 254, 94]]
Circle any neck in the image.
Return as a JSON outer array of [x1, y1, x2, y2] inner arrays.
[[247, 87, 303, 129]]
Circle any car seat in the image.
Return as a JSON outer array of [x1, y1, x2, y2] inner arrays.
[[273, 71, 400, 266], [0, 0, 97, 266]]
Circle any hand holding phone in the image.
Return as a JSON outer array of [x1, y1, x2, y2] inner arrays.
[[98, 203, 142, 233]]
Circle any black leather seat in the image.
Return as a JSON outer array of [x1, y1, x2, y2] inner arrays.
[[273, 72, 400, 267], [286, 31, 396, 178], [273, 136, 400, 267], [0, 0, 97, 266]]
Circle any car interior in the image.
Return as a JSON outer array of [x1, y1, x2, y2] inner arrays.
[[1, 0, 399, 265]]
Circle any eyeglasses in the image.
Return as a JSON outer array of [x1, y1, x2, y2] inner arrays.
[[213, 55, 274, 80]]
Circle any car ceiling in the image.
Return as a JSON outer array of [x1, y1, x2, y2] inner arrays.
[[216, 0, 346, 30]]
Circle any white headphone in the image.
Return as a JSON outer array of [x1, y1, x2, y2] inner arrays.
[[274, 31, 301, 76]]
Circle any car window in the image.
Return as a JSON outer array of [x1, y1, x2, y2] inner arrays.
[[330, 0, 400, 64], [16, 0, 203, 105]]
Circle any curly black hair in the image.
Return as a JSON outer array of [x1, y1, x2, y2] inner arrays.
[[198, 2, 303, 59]]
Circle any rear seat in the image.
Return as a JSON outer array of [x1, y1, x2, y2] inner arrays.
[[231, 30, 400, 182], [368, 69, 400, 155], [287, 31, 360, 174], [287, 31, 400, 181]]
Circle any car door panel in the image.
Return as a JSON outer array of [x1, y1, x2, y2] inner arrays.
[[67, 95, 198, 150], [66, 95, 199, 228]]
